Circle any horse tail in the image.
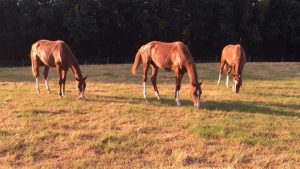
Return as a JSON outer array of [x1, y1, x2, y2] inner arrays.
[[30, 43, 39, 77], [131, 48, 142, 76]]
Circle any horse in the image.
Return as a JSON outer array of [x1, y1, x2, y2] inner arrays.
[[132, 41, 202, 108], [217, 44, 246, 93], [30, 40, 87, 99]]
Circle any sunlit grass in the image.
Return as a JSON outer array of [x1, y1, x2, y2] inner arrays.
[[0, 63, 299, 168]]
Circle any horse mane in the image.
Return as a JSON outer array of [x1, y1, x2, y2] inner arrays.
[[180, 44, 199, 86], [58, 41, 84, 80]]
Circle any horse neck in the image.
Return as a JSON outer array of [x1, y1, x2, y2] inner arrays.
[[234, 57, 245, 77], [234, 46, 245, 76], [70, 62, 83, 80], [185, 63, 199, 86]]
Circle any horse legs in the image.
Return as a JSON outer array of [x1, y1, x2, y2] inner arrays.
[[56, 63, 63, 97], [142, 63, 150, 99], [61, 68, 68, 96], [32, 58, 40, 94], [151, 65, 160, 100], [175, 70, 183, 106], [226, 65, 232, 88], [43, 66, 51, 93], [217, 60, 226, 86]]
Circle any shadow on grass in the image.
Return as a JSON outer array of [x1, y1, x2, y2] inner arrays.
[[203, 100, 300, 117], [86, 95, 192, 107]]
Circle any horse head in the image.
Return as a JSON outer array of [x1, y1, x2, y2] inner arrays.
[[75, 76, 87, 99], [233, 74, 242, 93], [191, 81, 203, 109]]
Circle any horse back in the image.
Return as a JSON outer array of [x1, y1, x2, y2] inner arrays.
[[221, 44, 246, 67], [147, 41, 194, 70], [33, 40, 76, 67]]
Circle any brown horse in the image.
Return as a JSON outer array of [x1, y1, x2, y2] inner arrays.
[[217, 44, 246, 93], [30, 40, 87, 99], [132, 41, 202, 108]]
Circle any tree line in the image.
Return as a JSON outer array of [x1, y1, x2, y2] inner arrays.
[[0, 0, 299, 66]]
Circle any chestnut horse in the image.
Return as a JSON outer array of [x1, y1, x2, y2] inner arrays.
[[217, 44, 246, 93], [132, 41, 202, 108], [30, 40, 87, 99]]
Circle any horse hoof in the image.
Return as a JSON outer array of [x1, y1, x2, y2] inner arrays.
[[47, 90, 51, 94], [157, 96, 161, 101], [36, 90, 40, 94]]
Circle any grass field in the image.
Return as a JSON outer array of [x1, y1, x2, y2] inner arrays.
[[0, 62, 299, 168]]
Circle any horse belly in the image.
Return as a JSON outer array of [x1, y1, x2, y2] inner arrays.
[[40, 56, 56, 67]]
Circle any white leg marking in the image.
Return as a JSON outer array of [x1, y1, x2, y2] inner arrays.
[[36, 78, 40, 94], [62, 85, 65, 96], [155, 92, 160, 101], [143, 82, 147, 99], [233, 81, 237, 92], [217, 74, 221, 86], [175, 90, 181, 106], [45, 79, 50, 93], [226, 75, 229, 88]]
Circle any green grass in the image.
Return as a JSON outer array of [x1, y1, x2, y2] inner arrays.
[[0, 62, 299, 168]]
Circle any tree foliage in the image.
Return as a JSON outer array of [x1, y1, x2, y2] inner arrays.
[[0, 0, 299, 65]]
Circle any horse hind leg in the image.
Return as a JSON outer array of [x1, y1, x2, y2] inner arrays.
[[217, 60, 226, 86], [151, 65, 160, 100], [142, 63, 150, 99], [32, 58, 40, 94], [43, 66, 51, 93]]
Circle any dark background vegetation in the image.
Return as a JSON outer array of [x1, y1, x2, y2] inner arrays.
[[0, 0, 299, 66]]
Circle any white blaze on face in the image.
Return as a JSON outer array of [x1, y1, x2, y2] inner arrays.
[[226, 75, 229, 88], [196, 90, 200, 107], [143, 82, 147, 98], [234, 80, 238, 92], [80, 85, 85, 99]]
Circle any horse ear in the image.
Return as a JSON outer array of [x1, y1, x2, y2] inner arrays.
[[199, 80, 203, 86], [83, 76, 88, 81]]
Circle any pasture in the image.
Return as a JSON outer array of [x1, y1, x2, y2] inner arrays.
[[0, 62, 299, 168]]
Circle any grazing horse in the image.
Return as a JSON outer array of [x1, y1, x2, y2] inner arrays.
[[30, 40, 87, 99], [217, 44, 246, 93], [132, 41, 202, 108]]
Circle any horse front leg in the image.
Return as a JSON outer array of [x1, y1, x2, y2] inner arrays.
[[56, 63, 63, 98], [61, 68, 68, 97], [151, 65, 160, 100], [142, 63, 149, 99], [43, 66, 51, 93], [226, 66, 232, 88], [175, 71, 183, 106]]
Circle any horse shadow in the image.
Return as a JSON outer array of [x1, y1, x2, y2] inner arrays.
[[85, 95, 191, 107], [202, 100, 300, 118], [84, 95, 300, 118]]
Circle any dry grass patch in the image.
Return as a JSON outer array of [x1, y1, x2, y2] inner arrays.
[[0, 62, 299, 168]]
